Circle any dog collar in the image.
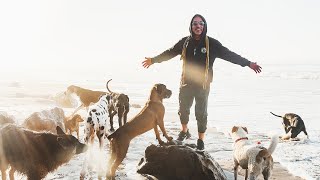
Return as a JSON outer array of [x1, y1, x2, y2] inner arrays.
[[235, 137, 248, 143]]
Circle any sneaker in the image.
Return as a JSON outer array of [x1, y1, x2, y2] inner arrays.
[[177, 129, 191, 141], [197, 139, 204, 150]]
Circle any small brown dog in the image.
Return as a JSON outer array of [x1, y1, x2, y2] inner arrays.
[[231, 126, 278, 180], [64, 114, 84, 139], [106, 84, 173, 179]]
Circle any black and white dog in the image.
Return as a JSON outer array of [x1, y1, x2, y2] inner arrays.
[[106, 79, 130, 131], [84, 94, 110, 148], [270, 112, 308, 140], [81, 94, 110, 179]]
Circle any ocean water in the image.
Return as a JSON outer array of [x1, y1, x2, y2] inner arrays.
[[0, 63, 319, 179]]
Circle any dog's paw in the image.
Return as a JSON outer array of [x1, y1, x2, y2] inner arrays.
[[158, 140, 165, 146], [80, 173, 86, 180], [105, 175, 115, 180], [290, 137, 300, 141], [167, 136, 173, 142]]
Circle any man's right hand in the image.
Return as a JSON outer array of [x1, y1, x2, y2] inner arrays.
[[142, 57, 152, 68], [249, 62, 262, 73]]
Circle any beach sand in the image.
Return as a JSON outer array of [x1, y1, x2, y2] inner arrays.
[[220, 161, 303, 180]]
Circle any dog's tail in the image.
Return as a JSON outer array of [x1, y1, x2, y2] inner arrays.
[[106, 79, 113, 93], [267, 135, 279, 154], [270, 112, 282, 118]]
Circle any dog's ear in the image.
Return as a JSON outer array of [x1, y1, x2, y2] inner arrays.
[[74, 115, 84, 122], [56, 126, 65, 135], [155, 84, 165, 94], [98, 93, 106, 100], [125, 95, 129, 103], [231, 126, 238, 133], [242, 127, 248, 133], [77, 117, 84, 122], [154, 84, 160, 93]]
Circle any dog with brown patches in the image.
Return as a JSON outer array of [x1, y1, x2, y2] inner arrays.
[[270, 112, 308, 140], [231, 126, 278, 180], [0, 124, 87, 180], [106, 84, 173, 179], [65, 85, 106, 115], [106, 79, 130, 131], [64, 114, 84, 139], [22, 107, 65, 133]]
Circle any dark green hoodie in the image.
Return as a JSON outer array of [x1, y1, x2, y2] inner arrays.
[[152, 14, 251, 87]]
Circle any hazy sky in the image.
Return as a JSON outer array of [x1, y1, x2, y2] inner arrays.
[[0, 0, 319, 77]]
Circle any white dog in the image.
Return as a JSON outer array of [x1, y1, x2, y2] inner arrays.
[[231, 126, 278, 180]]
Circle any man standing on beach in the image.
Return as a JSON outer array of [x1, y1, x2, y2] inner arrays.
[[142, 14, 261, 150]]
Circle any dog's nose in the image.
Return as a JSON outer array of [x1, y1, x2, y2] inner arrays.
[[166, 90, 172, 98]]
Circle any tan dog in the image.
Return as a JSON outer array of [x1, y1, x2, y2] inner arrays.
[[65, 85, 106, 115], [64, 114, 84, 139], [106, 84, 173, 179], [231, 126, 278, 180]]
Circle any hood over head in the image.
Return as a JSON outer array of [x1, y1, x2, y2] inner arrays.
[[189, 14, 207, 40]]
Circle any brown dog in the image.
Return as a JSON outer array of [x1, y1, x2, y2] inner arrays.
[[65, 85, 106, 115], [0, 124, 87, 180], [106, 79, 130, 131], [64, 114, 84, 139], [106, 84, 173, 179]]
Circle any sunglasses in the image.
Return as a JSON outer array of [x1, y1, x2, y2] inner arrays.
[[192, 21, 205, 26]]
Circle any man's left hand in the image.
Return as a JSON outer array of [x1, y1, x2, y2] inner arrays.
[[249, 62, 262, 73]]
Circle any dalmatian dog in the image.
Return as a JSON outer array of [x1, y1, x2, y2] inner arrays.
[[81, 94, 110, 179], [83, 94, 110, 148]]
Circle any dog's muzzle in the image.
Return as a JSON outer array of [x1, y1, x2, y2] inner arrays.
[[164, 89, 172, 98]]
